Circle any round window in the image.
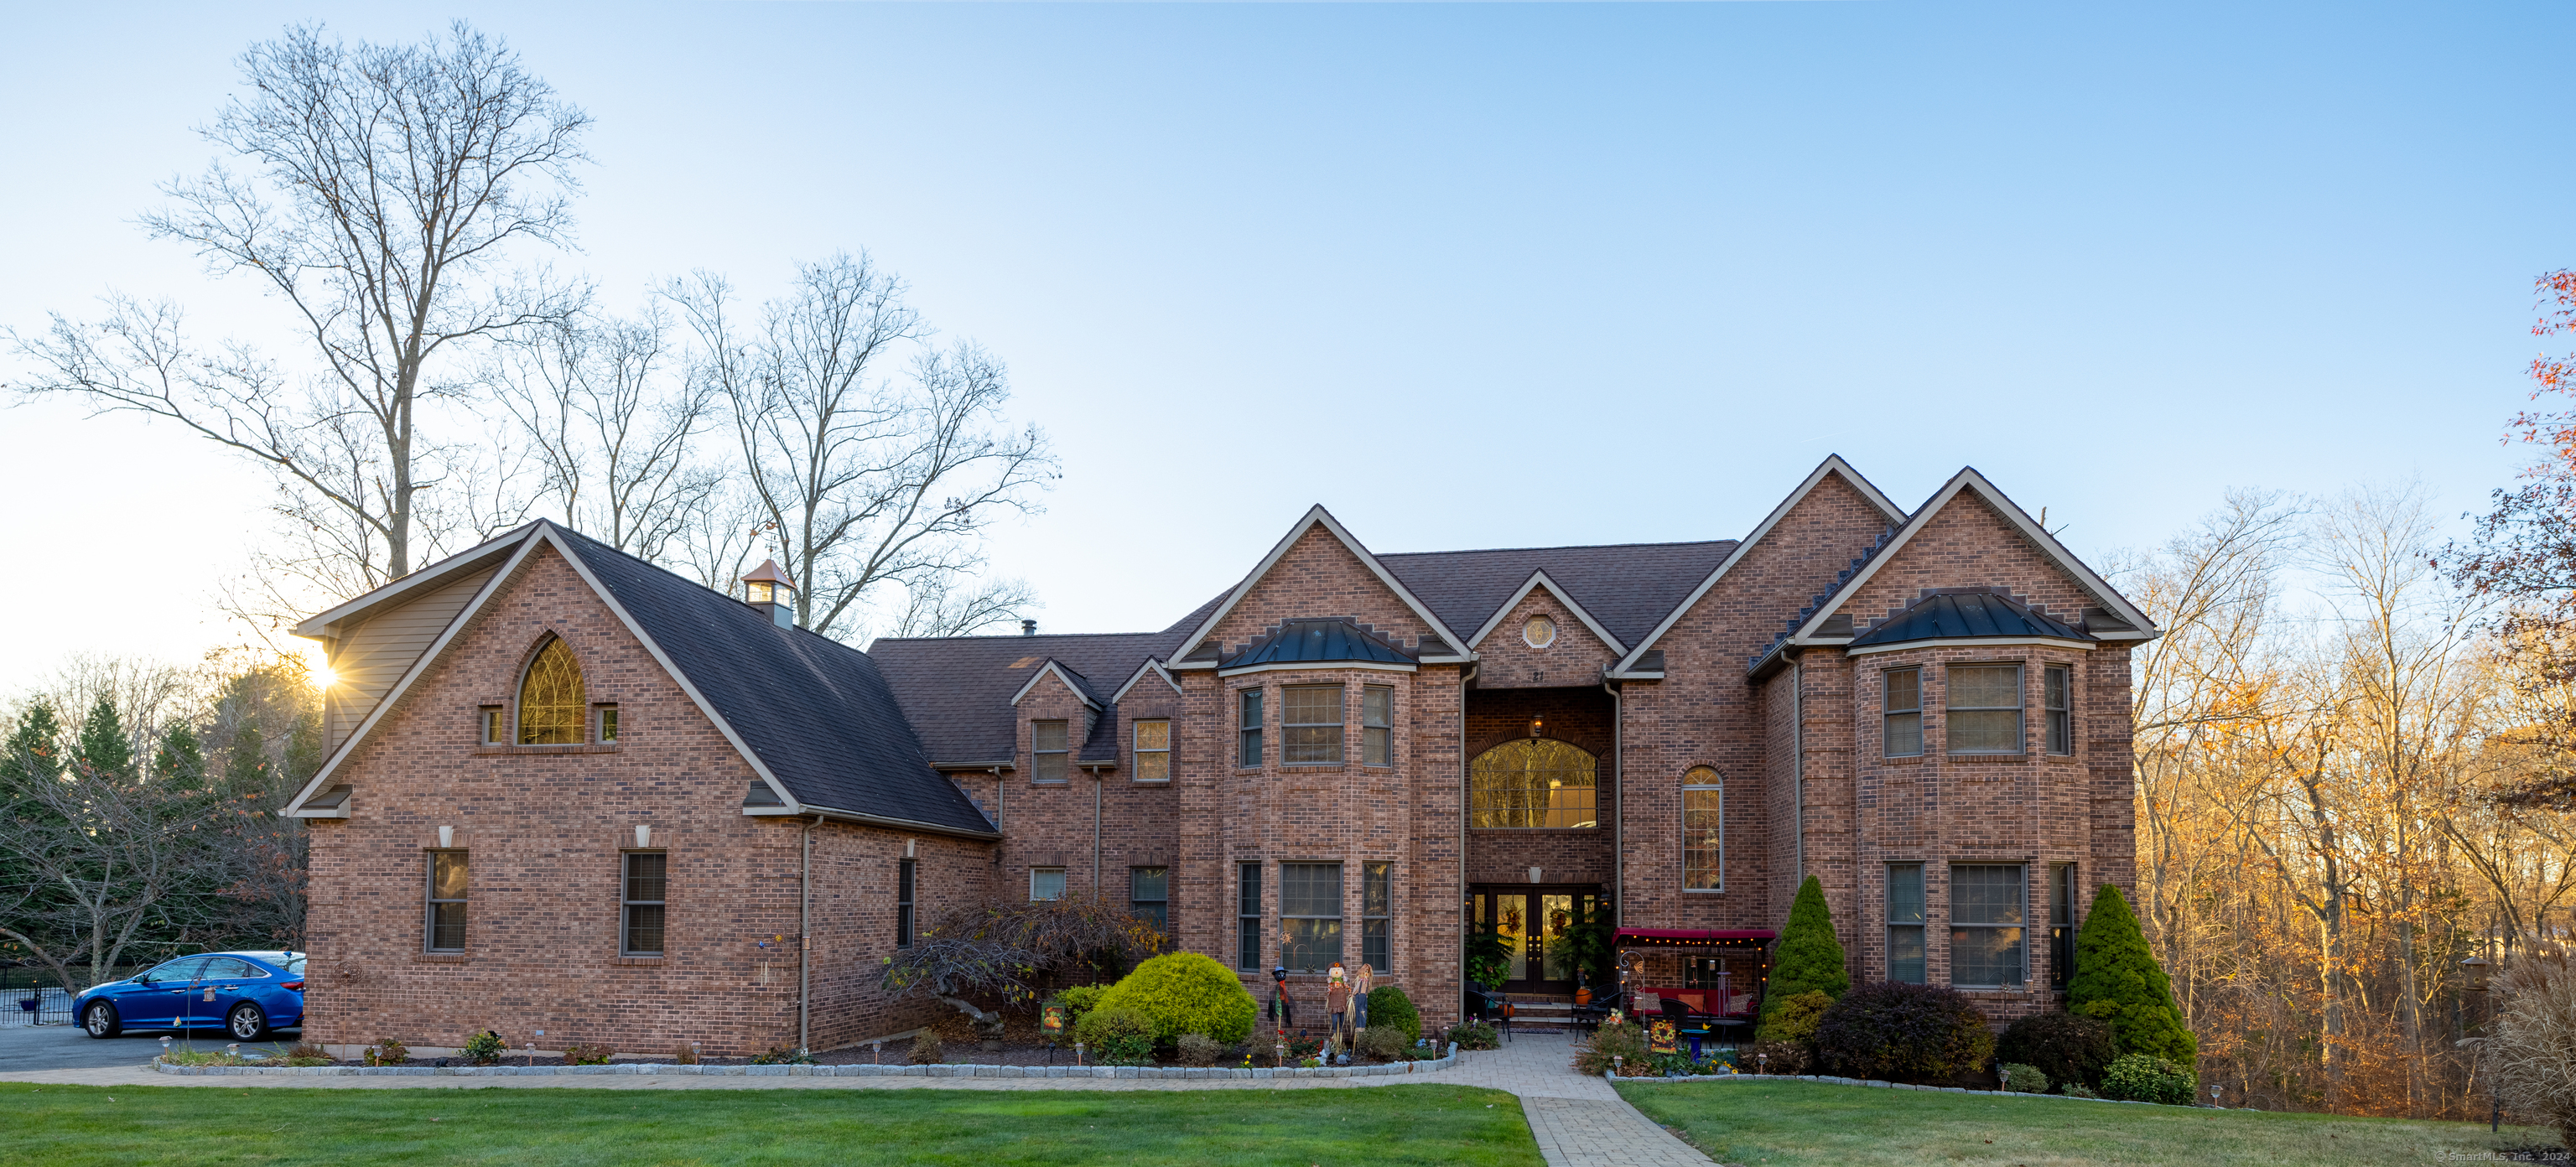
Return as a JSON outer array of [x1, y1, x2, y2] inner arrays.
[[1523, 615, 1557, 648]]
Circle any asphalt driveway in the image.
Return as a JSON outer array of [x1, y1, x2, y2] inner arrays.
[[0, 1023, 290, 1071]]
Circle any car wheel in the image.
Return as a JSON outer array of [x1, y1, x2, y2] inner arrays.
[[226, 1002, 269, 1041], [82, 1001, 121, 1039]]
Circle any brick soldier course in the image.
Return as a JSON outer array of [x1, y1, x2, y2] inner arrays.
[[280, 456, 2156, 1058]]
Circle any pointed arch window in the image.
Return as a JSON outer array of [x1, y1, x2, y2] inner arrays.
[[517, 637, 588, 744], [1468, 738, 1597, 828]]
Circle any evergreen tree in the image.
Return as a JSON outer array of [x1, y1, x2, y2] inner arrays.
[[2066, 884, 2197, 1063], [154, 723, 207, 787], [1, 699, 66, 791], [1760, 875, 1850, 1039], [73, 697, 135, 781], [221, 722, 274, 799]]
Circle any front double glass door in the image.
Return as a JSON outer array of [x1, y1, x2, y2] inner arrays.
[[1472, 889, 1597, 993]]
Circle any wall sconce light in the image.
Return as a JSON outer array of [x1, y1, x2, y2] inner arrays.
[[1528, 866, 1543, 884], [438, 826, 454, 848], [636, 824, 652, 848], [1529, 718, 1544, 739], [906, 839, 917, 858]]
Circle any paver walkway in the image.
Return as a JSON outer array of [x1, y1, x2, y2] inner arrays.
[[0, 1031, 1716, 1166]]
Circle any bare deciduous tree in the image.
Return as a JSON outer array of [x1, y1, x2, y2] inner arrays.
[[7, 21, 589, 615], [668, 253, 1054, 641], [486, 306, 719, 562]]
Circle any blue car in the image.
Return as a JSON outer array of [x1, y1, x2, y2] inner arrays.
[[76, 951, 305, 1042]]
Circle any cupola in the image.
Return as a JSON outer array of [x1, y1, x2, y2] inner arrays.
[[741, 559, 796, 629]]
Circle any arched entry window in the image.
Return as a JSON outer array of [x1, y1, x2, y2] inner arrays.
[[1468, 739, 1597, 828], [517, 637, 587, 744]]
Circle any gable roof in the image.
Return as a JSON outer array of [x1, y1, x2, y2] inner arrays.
[[1843, 589, 2095, 652], [1609, 455, 1909, 677], [281, 521, 998, 839], [1010, 660, 1103, 709], [1169, 506, 1473, 667], [1456, 569, 1633, 655], [870, 629, 1187, 766], [1781, 467, 2155, 650]]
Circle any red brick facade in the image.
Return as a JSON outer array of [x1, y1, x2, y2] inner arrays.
[[295, 460, 2146, 1051]]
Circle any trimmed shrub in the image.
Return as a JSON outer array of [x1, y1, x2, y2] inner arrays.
[[1365, 985, 1421, 1043], [907, 1031, 943, 1065], [280, 1040, 332, 1067], [1446, 1022, 1499, 1050], [563, 1043, 614, 1066], [369, 1038, 408, 1066], [1997, 1011, 2118, 1092], [1811, 982, 1995, 1083], [1360, 1026, 1411, 1061], [2100, 1052, 2197, 1106], [1998, 1062, 2049, 1094], [1761, 877, 1849, 1038], [1574, 1019, 1649, 1076], [1093, 952, 1258, 1045], [2490, 947, 2576, 1152], [2066, 884, 2197, 1064], [1055, 984, 1109, 1027], [1076, 1006, 1156, 1065], [1758, 990, 1832, 1048], [1175, 1033, 1223, 1066], [2063, 1082, 2100, 1099], [1747, 1040, 1809, 1075], [460, 1030, 506, 1066]]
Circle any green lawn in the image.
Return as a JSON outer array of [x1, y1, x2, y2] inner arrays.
[[1617, 1079, 2561, 1167], [0, 1082, 1540, 1166]]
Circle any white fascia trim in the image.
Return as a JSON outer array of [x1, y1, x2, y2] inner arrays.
[[1846, 635, 2098, 657], [1110, 657, 1181, 703], [1169, 505, 1471, 666], [1010, 661, 1101, 709], [1216, 660, 1419, 678], [1611, 456, 1907, 676], [1464, 570, 1628, 655], [290, 521, 539, 640], [284, 805, 350, 820], [280, 522, 806, 817], [793, 802, 1003, 842], [1784, 468, 2158, 646]]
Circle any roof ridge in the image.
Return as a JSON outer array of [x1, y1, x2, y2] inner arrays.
[[1379, 537, 1740, 558]]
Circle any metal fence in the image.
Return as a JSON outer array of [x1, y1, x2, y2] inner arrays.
[[3, 967, 138, 1027]]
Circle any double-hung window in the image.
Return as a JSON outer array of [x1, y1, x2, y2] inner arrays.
[[622, 852, 667, 957], [1237, 863, 1263, 970], [1030, 867, 1066, 901], [1682, 767, 1723, 890], [2044, 666, 2072, 755], [1361, 687, 1393, 766], [1239, 690, 1264, 767], [896, 858, 916, 948], [1284, 685, 1343, 765], [1947, 664, 2024, 755], [1033, 720, 1068, 783], [427, 852, 468, 952], [1361, 862, 1392, 972], [1130, 866, 1170, 932], [1886, 863, 1924, 983], [1280, 862, 1342, 972], [1883, 668, 1922, 757], [1950, 864, 2028, 987], [1134, 719, 1171, 782]]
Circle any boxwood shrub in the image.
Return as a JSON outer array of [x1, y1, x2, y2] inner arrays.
[[1811, 982, 1995, 1083], [2101, 1052, 2199, 1105], [1997, 1010, 2117, 1091], [1366, 985, 1421, 1042], [1093, 952, 1258, 1044]]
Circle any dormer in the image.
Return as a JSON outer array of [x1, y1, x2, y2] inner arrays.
[[742, 560, 795, 629]]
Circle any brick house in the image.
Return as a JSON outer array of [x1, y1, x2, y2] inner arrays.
[[281, 456, 2154, 1055]]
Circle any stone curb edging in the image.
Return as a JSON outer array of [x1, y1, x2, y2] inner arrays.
[[1604, 1070, 2179, 1105], [153, 1048, 1464, 1081]]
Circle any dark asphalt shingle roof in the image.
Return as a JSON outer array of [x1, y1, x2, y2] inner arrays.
[[553, 526, 996, 837], [1844, 590, 2092, 650], [869, 630, 1189, 766], [1376, 540, 1739, 650], [1223, 619, 1415, 670]]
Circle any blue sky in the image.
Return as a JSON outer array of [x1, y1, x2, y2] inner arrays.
[[3, 3, 2569, 686]]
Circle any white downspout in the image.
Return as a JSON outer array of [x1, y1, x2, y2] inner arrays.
[[800, 815, 816, 1055], [1791, 660, 1804, 884], [1604, 679, 1622, 926]]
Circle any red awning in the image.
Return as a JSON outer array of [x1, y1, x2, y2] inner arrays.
[[1613, 928, 1777, 944]]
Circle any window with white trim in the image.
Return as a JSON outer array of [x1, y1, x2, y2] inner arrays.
[[1030, 867, 1066, 901], [1033, 719, 1068, 783], [1682, 767, 1723, 890], [1284, 685, 1343, 765], [1134, 719, 1171, 782]]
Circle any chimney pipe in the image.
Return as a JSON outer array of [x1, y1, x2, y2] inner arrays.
[[1021, 619, 1037, 636]]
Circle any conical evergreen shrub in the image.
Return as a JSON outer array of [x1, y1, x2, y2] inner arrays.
[[1758, 875, 1849, 1040], [2065, 884, 2196, 1063]]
